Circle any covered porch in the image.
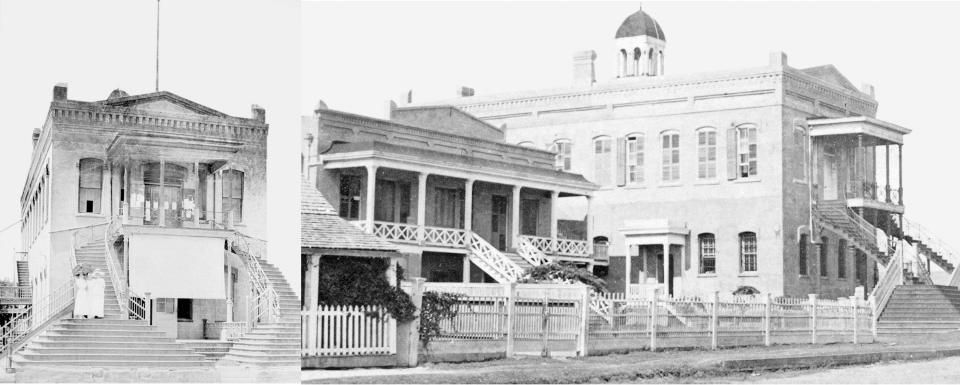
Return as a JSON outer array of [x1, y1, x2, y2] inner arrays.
[[621, 220, 690, 297]]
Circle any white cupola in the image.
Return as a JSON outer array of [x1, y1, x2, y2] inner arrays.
[[615, 7, 666, 78]]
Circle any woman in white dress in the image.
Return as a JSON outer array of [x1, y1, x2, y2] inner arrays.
[[87, 270, 106, 319], [73, 272, 89, 318]]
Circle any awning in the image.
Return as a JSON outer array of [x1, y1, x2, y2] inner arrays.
[[128, 232, 226, 299]]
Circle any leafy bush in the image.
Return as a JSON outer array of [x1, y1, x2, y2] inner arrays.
[[732, 285, 760, 295], [316, 256, 416, 322], [519, 262, 606, 293], [418, 291, 464, 347]]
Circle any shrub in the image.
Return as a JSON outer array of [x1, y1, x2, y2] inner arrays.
[[519, 262, 606, 293], [316, 256, 416, 322]]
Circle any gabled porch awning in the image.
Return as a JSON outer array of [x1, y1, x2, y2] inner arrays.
[[807, 116, 912, 145]]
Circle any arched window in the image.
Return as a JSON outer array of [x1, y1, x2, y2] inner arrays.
[[593, 236, 609, 261], [222, 169, 244, 223], [593, 136, 612, 186], [78, 158, 104, 213], [551, 140, 572, 171], [619, 49, 628, 77], [660, 131, 680, 182], [698, 233, 716, 274], [837, 239, 847, 279], [696, 127, 717, 179], [517, 141, 535, 148], [739, 232, 758, 272], [633, 47, 642, 76], [820, 236, 829, 277], [648, 48, 655, 76], [626, 133, 644, 184], [798, 234, 809, 276], [737, 124, 758, 177]]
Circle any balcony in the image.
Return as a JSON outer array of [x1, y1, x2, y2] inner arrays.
[[0, 286, 32, 306], [845, 181, 904, 214], [518, 235, 590, 258]]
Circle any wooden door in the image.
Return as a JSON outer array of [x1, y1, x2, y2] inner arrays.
[[491, 195, 508, 250]]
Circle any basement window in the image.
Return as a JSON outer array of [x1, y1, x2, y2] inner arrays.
[[177, 298, 193, 322]]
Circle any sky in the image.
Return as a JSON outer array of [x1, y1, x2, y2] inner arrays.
[[303, 1, 960, 275], [0, 0, 301, 291]]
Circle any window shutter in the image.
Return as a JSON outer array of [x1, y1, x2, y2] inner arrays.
[[726, 127, 738, 180], [616, 136, 626, 186]]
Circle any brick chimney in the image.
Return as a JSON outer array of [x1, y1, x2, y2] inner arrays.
[[31, 128, 41, 148], [53, 83, 68, 101], [859, 83, 875, 98], [457, 86, 475, 97], [251, 105, 266, 123], [769, 51, 788, 68], [573, 50, 597, 86]]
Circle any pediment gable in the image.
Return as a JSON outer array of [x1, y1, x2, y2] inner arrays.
[[100, 91, 229, 118], [800, 65, 860, 93]]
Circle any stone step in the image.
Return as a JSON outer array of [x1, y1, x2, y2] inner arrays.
[[13, 359, 213, 368], [30, 340, 186, 349], [22, 347, 200, 356], [15, 353, 207, 362], [44, 329, 168, 338], [52, 323, 156, 331]]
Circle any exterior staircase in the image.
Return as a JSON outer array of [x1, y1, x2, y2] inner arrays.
[[14, 319, 211, 368], [896, 216, 957, 276], [877, 285, 960, 336], [466, 234, 526, 283], [13, 240, 210, 368], [16, 261, 29, 287], [219, 256, 299, 366], [816, 201, 884, 263]]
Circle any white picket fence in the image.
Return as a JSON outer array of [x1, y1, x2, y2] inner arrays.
[[302, 305, 396, 356]]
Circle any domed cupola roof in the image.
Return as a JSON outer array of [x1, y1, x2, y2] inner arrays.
[[107, 89, 129, 100], [615, 8, 666, 41]]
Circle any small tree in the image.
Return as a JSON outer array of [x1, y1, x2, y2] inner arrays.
[[519, 262, 606, 293]]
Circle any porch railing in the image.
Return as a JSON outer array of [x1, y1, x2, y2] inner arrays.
[[0, 286, 31, 300], [518, 235, 590, 257], [516, 236, 551, 267], [350, 220, 469, 248]]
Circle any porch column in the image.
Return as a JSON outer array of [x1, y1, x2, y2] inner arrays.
[[641, 247, 648, 283], [304, 254, 321, 346], [417, 173, 428, 243], [122, 163, 130, 223], [511, 185, 521, 249], [159, 160, 166, 226], [225, 265, 234, 322], [885, 145, 891, 203], [194, 161, 201, 227], [585, 196, 594, 256], [550, 191, 559, 253], [365, 165, 378, 233], [462, 256, 471, 283], [897, 144, 903, 205], [856, 134, 864, 198], [464, 179, 475, 234], [662, 243, 670, 293], [624, 241, 632, 294]]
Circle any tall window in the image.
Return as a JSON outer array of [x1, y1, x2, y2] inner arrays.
[[661, 132, 680, 182], [222, 170, 244, 223], [737, 125, 758, 177], [552, 140, 572, 171], [697, 128, 717, 179], [739, 232, 758, 272], [820, 236, 830, 277], [626, 134, 644, 183], [798, 234, 809, 276], [434, 187, 464, 229], [699, 233, 716, 274], [838, 239, 848, 279], [338, 174, 361, 219], [593, 136, 612, 186], [78, 158, 103, 213]]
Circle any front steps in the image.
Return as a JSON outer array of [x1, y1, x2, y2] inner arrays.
[[73, 242, 124, 319], [177, 340, 235, 361], [13, 319, 212, 368], [220, 257, 299, 366], [878, 285, 960, 336]]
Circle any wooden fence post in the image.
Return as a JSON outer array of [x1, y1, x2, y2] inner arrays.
[[398, 278, 424, 367], [649, 288, 659, 352], [850, 295, 859, 344], [869, 295, 878, 339], [764, 293, 772, 347], [710, 291, 719, 350], [808, 293, 818, 345], [540, 294, 550, 358], [505, 282, 516, 358], [578, 285, 590, 357]]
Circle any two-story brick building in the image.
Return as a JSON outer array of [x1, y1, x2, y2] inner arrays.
[[407, 8, 915, 299]]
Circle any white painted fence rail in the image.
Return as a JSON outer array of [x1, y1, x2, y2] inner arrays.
[[302, 305, 396, 357]]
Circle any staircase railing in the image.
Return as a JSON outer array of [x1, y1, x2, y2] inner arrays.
[[906, 245, 935, 285], [0, 279, 74, 368], [869, 247, 904, 320], [516, 236, 551, 267], [844, 206, 880, 254], [467, 233, 524, 282], [903, 217, 960, 272], [101, 217, 130, 317], [229, 232, 281, 329]]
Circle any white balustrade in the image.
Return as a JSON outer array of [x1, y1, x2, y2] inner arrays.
[[371, 221, 419, 243], [303, 305, 396, 357], [469, 235, 524, 282], [519, 235, 590, 258], [422, 226, 467, 248]]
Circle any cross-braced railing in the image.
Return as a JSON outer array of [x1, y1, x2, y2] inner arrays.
[[468, 234, 524, 283], [519, 235, 590, 257], [230, 232, 281, 330], [516, 236, 551, 267], [0, 279, 74, 368]]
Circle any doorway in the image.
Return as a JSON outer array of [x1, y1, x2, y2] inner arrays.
[[656, 250, 674, 296], [823, 151, 839, 200], [491, 195, 508, 250]]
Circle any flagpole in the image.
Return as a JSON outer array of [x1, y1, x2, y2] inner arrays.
[[155, 0, 160, 92]]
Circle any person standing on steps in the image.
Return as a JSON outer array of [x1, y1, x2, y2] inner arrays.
[[88, 270, 106, 319], [73, 269, 90, 318]]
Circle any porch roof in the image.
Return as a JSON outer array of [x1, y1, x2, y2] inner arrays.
[[807, 116, 911, 145], [301, 181, 399, 256], [322, 141, 596, 196]]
